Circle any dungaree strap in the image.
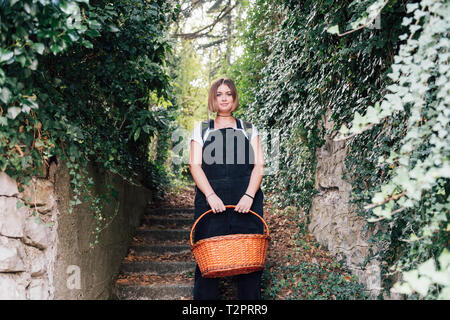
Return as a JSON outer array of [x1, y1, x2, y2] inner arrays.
[[236, 118, 242, 129]]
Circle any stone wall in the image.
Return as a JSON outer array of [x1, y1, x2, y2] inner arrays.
[[0, 171, 57, 299], [307, 109, 386, 299], [0, 157, 151, 299]]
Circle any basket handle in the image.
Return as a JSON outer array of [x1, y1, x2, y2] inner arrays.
[[190, 205, 270, 247]]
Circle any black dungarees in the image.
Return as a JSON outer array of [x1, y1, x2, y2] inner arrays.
[[193, 118, 264, 300]]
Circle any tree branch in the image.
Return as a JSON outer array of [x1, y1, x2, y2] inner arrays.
[[171, 2, 238, 39], [364, 190, 407, 210], [198, 37, 227, 49]]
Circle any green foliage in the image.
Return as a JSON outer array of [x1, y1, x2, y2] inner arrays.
[[169, 39, 209, 131], [164, 38, 209, 183], [0, 0, 179, 246], [229, 0, 280, 117], [335, 0, 449, 299], [262, 261, 369, 300], [234, 0, 448, 299], [233, 0, 409, 212], [393, 248, 450, 299]]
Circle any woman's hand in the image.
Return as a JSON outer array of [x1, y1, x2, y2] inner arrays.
[[234, 194, 254, 213], [206, 193, 226, 214]]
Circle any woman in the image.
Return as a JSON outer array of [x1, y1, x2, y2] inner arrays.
[[189, 77, 265, 300]]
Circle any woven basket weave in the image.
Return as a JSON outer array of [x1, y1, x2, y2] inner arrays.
[[190, 205, 270, 278]]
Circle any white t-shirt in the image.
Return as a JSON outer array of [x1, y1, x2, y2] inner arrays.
[[190, 119, 259, 147]]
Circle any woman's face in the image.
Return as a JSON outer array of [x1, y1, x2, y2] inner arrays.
[[216, 84, 234, 113]]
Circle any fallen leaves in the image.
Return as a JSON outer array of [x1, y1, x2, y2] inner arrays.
[[116, 274, 193, 286], [124, 252, 194, 262]]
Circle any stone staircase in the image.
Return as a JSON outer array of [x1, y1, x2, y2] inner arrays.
[[112, 207, 196, 300]]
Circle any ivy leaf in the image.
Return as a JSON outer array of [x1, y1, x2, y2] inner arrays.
[[350, 16, 368, 29], [0, 49, 14, 63], [372, 192, 385, 204], [327, 25, 340, 35], [409, 233, 420, 242], [403, 269, 431, 296], [438, 287, 450, 300], [0, 116, 7, 126], [401, 17, 413, 26], [67, 31, 80, 42], [418, 258, 450, 286], [50, 44, 62, 55], [134, 127, 141, 141], [339, 123, 349, 136], [7, 107, 21, 119], [418, 259, 436, 278], [142, 125, 151, 134], [394, 167, 416, 193], [60, 1, 80, 15], [406, 3, 419, 13], [0, 69, 4, 85], [392, 281, 413, 295], [32, 43, 45, 55], [82, 40, 93, 49], [438, 248, 450, 270], [352, 111, 367, 133], [15, 55, 26, 67], [0, 87, 11, 104], [385, 94, 403, 111], [88, 20, 102, 30], [365, 105, 380, 124]]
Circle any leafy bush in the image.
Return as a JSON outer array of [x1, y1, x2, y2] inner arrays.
[[0, 0, 179, 246]]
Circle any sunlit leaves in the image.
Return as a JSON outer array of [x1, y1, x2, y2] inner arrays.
[[327, 25, 340, 34], [335, 0, 449, 299], [393, 249, 450, 299], [60, 0, 80, 15]]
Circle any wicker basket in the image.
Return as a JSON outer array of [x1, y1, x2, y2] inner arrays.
[[190, 205, 270, 278]]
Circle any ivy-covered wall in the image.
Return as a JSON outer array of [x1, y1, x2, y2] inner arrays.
[[231, 0, 449, 299], [0, 0, 178, 246], [0, 0, 181, 299]]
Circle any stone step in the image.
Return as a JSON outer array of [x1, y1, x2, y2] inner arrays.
[[146, 207, 194, 216], [129, 244, 191, 256], [119, 261, 195, 275], [115, 205, 197, 300], [142, 216, 194, 228], [135, 229, 191, 241], [114, 283, 193, 300]]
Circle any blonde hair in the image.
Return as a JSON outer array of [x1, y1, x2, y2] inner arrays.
[[207, 78, 239, 114]]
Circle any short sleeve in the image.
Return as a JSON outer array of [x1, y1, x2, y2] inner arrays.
[[190, 121, 204, 147], [251, 123, 259, 141]]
